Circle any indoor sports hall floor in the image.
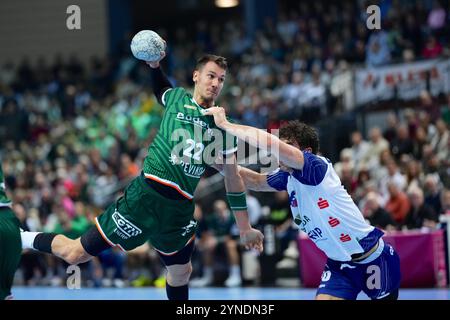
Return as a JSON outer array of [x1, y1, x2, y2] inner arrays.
[[11, 287, 450, 300]]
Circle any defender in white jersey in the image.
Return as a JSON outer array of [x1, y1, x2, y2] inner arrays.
[[204, 108, 401, 300]]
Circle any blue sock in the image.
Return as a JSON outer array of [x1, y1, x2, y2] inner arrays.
[[166, 283, 188, 300]]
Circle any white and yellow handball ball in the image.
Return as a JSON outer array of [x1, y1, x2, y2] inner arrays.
[[130, 30, 165, 62]]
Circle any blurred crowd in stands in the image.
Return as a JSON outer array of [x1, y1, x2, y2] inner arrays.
[[0, 0, 449, 287]]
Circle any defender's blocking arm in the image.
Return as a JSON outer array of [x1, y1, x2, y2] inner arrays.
[[203, 107, 305, 170], [237, 166, 278, 192]]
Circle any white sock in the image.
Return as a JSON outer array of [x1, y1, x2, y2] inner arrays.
[[230, 265, 240, 277], [21, 231, 41, 250]]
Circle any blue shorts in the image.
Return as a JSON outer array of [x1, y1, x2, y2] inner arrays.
[[316, 240, 401, 300]]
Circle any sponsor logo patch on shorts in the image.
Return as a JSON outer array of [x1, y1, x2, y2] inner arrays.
[[112, 210, 142, 239], [181, 220, 197, 236]]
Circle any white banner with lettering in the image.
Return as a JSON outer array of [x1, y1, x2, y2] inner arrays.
[[432, 59, 450, 96], [355, 59, 450, 105]]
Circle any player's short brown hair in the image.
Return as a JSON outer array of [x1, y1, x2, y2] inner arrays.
[[279, 120, 320, 154], [195, 54, 228, 71]]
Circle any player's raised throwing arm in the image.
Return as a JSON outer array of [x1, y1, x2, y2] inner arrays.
[[203, 107, 305, 170], [145, 41, 174, 107]]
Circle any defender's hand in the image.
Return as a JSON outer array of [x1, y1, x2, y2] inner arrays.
[[202, 106, 228, 129], [240, 228, 264, 252]]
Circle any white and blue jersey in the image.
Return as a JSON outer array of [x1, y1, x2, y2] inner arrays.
[[267, 151, 383, 262], [267, 151, 401, 299]]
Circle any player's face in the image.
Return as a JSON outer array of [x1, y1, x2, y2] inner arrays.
[[193, 61, 226, 102]]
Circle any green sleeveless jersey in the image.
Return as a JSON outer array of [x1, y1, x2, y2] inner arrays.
[[0, 162, 12, 208], [143, 87, 237, 199]]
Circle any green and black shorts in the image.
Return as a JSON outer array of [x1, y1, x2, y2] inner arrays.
[[95, 173, 197, 255]]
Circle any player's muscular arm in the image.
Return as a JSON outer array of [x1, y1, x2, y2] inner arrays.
[[238, 166, 277, 192], [210, 162, 276, 192], [225, 121, 304, 170], [222, 154, 264, 252], [204, 107, 304, 170], [222, 155, 250, 230], [222, 156, 244, 189]]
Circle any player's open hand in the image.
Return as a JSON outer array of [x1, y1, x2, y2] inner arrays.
[[146, 40, 167, 68], [202, 106, 228, 128], [240, 228, 264, 252]]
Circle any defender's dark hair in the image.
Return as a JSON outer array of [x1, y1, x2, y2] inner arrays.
[[279, 120, 320, 154], [195, 54, 228, 71]]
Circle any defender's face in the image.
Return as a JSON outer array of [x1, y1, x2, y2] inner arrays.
[[193, 61, 226, 102]]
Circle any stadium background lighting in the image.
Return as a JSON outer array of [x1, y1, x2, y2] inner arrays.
[[215, 0, 239, 8]]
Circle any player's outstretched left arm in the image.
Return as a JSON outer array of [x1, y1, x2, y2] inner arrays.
[[222, 153, 264, 252], [203, 107, 304, 170]]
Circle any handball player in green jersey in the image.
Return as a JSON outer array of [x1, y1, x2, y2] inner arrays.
[[0, 161, 22, 300], [21, 38, 264, 300]]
